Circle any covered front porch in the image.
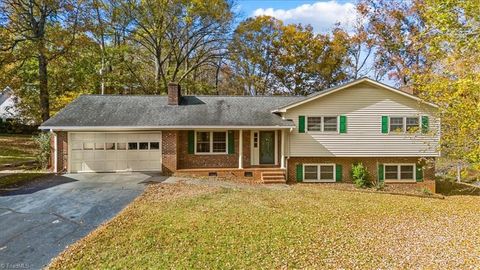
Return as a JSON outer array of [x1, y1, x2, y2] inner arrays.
[[174, 128, 289, 183]]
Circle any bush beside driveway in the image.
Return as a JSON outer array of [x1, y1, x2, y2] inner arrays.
[[49, 181, 480, 269]]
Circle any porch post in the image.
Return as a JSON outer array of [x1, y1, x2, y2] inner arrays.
[[238, 130, 243, 169], [280, 129, 285, 169]]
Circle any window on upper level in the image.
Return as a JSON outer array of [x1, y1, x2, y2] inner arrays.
[[406, 117, 420, 132], [323, 117, 338, 132], [389, 116, 420, 133], [307, 117, 322, 131], [390, 117, 404, 132], [307, 116, 338, 132]]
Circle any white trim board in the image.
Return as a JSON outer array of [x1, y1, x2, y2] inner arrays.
[[273, 77, 438, 113], [40, 125, 295, 131]]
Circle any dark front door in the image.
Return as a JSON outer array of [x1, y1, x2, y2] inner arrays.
[[259, 131, 275, 164]]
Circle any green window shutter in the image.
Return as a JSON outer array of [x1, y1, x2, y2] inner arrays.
[[381, 116, 389, 134], [298, 116, 305, 133], [339, 115, 347, 133], [228, 130, 234, 154], [421, 116, 429, 134], [378, 163, 384, 182], [188, 130, 195, 154], [416, 164, 424, 182], [335, 164, 343, 182], [296, 164, 303, 182]]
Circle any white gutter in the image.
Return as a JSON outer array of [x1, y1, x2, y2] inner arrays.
[[39, 125, 296, 131]]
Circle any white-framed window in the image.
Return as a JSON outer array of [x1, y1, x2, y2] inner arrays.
[[307, 117, 322, 131], [195, 131, 227, 154], [389, 116, 420, 133], [384, 164, 416, 181], [390, 117, 404, 132], [406, 117, 420, 132], [307, 116, 338, 132], [303, 164, 336, 182]]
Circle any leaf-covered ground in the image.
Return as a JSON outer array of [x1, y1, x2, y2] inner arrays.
[[49, 183, 480, 269], [0, 172, 47, 189], [0, 134, 37, 165]]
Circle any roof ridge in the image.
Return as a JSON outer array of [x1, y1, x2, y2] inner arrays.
[[82, 94, 304, 98]]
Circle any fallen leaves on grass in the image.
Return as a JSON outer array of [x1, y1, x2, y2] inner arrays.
[[48, 183, 480, 269]]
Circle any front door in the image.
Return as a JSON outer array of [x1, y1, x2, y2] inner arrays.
[[259, 131, 275, 164]]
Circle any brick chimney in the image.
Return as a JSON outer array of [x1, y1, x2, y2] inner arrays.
[[168, 82, 181, 105], [400, 85, 414, 95]]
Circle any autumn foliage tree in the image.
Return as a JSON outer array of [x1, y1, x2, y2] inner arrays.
[[0, 0, 84, 122], [414, 0, 480, 165], [229, 16, 351, 96], [357, 0, 429, 88]]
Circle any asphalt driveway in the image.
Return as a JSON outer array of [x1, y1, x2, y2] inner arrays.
[[0, 172, 165, 269]]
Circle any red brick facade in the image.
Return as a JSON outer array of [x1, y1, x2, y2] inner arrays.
[[177, 130, 252, 169], [161, 130, 179, 175], [50, 130, 436, 192], [50, 131, 68, 173], [287, 156, 436, 191]]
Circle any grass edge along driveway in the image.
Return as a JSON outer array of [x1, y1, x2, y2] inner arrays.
[[48, 183, 480, 269]]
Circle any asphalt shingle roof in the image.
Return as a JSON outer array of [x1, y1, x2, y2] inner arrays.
[[40, 95, 305, 129]]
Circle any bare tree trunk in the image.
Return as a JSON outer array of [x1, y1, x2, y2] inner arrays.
[[38, 42, 49, 122], [215, 59, 221, 95], [457, 163, 462, 183], [154, 50, 162, 94], [94, 0, 106, 95]]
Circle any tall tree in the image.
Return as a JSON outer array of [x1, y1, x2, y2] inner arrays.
[[118, 0, 233, 94], [0, 0, 83, 121], [414, 0, 480, 165], [357, 0, 428, 87], [273, 25, 350, 95], [347, 18, 376, 80], [228, 16, 282, 95], [229, 16, 351, 96]]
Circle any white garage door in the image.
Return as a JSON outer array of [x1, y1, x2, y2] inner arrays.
[[69, 132, 162, 173]]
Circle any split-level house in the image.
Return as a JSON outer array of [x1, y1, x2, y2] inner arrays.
[[40, 78, 440, 191]]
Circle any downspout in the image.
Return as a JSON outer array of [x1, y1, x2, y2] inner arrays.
[[51, 129, 57, 173], [286, 127, 293, 171]]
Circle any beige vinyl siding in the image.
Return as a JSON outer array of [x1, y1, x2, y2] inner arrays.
[[284, 82, 440, 157]]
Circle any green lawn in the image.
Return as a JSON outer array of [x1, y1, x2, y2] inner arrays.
[[0, 134, 37, 165], [0, 173, 47, 189], [49, 184, 480, 269]]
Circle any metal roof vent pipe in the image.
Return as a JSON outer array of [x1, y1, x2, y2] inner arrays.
[[168, 82, 181, 105]]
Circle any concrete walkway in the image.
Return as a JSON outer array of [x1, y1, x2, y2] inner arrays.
[[0, 172, 165, 269]]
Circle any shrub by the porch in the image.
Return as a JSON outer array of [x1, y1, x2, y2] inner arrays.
[[352, 163, 371, 188]]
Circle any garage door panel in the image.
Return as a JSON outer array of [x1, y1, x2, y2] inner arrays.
[[104, 161, 117, 171], [94, 151, 106, 160], [116, 151, 127, 159], [105, 133, 117, 141], [105, 151, 116, 160], [148, 151, 160, 159], [69, 132, 162, 173], [83, 152, 94, 160], [117, 160, 127, 170], [71, 162, 82, 172], [94, 133, 106, 141], [71, 151, 83, 160]]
